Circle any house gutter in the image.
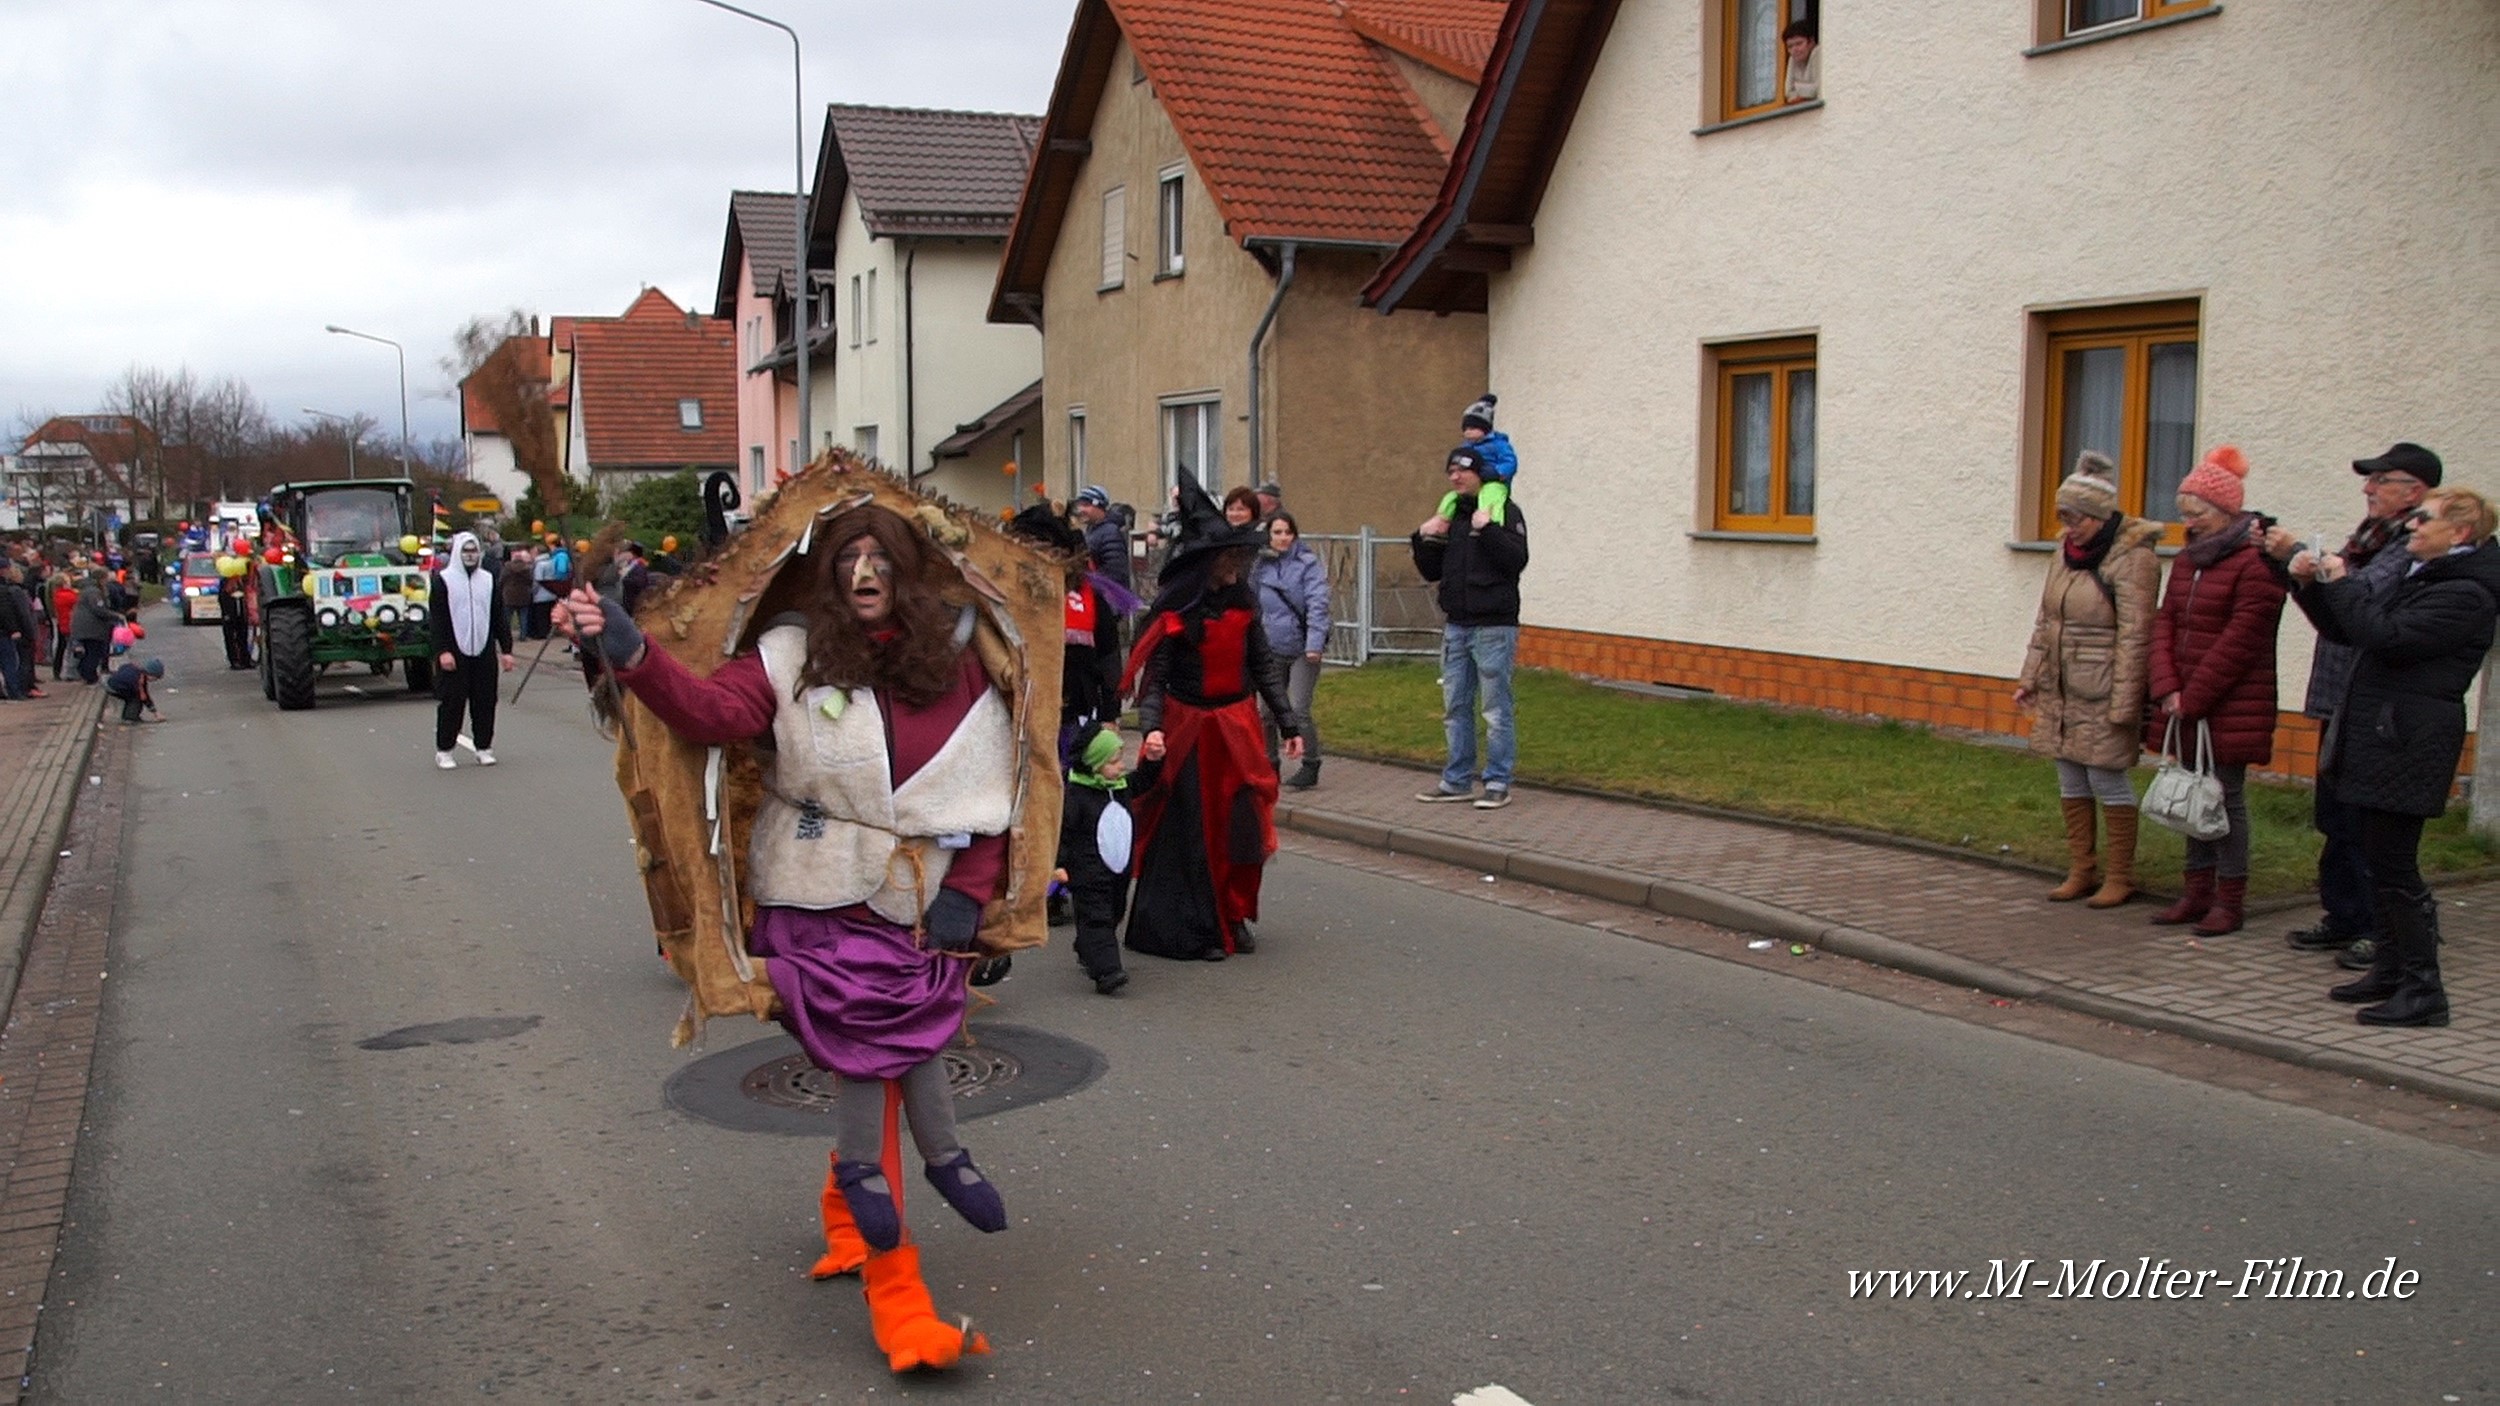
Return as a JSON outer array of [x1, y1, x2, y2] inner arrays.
[[902, 243, 919, 478], [1246, 240, 1299, 495]]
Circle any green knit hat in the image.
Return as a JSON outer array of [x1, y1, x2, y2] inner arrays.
[[1078, 726, 1124, 774]]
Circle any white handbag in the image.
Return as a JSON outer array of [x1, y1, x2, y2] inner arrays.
[[2143, 717, 2229, 841]]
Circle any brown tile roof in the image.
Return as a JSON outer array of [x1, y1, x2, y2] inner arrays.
[[808, 104, 1043, 243], [993, 0, 1474, 319], [567, 289, 739, 470], [931, 379, 1044, 460], [458, 335, 551, 437], [714, 191, 802, 318], [1342, 0, 1507, 81]]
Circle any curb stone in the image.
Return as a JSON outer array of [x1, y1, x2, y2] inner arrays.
[[1274, 796, 2498, 1113]]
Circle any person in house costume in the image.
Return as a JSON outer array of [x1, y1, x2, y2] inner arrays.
[[430, 532, 516, 768], [1054, 721, 1162, 994], [558, 505, 1011, 1372], [1121, 476, 1303, 961]]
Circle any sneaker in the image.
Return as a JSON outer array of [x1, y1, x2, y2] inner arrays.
[[2285, 920, 2359, 952], [475, 749, 497, 766], [2335, 936, 2377, 972], [1415, 785, 1475, 803], [436, 751, 457, 770], [1093, 971, 1129, 996], [1473, 787, 1513, 810]]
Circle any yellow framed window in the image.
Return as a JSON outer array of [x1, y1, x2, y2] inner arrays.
[[1714, 337, 1816, 534], [2037, 301, 2199, 542], [2065, 0, 2209, 38], [1719, 0, 1816, 122]]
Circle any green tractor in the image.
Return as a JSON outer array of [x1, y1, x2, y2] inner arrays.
[[251, 479, 438, 710]]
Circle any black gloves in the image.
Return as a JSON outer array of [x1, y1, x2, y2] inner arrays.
[[924, 888, 982, 953], [596, 597, 645, 669]]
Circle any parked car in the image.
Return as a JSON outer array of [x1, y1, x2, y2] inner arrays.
[[177, 553, 224, 625]]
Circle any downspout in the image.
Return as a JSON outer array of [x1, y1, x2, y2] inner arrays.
[[902, 243, 918, 477], [1246, 240, 1298, 494]]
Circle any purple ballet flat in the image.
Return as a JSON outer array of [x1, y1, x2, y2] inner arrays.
[[834, 1159, 902, 1251], [923, 1150, 1008, 1233]]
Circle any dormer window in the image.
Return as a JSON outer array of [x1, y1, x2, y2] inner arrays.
[[679, 399, 703, 429]]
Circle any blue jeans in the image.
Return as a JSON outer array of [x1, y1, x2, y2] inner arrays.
[[1439, 624, 1518, 792]]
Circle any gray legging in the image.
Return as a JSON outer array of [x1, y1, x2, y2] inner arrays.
[[2180, 762, 2252, 880], [1264, 654, 1322, 764], [833, 1058, 961, 1170], [2055, 761, 2136, 808]]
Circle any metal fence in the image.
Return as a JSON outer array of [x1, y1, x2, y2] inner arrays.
[[1303, 529, 1440, 665]]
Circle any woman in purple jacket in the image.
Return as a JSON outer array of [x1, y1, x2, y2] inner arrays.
[[1253, 512, 1331, 789]]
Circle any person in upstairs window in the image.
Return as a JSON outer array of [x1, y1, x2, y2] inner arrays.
[[1783, 20, 1820, 101]]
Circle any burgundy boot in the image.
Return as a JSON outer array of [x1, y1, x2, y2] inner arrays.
[[2192, 876, 2247, 936], [2150, 869, 2215, 926]]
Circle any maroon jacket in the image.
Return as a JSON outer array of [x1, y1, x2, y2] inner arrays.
[[2145, 525, 2287, 766]]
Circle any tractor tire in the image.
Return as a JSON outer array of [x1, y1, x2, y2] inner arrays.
[[267, 607, 318, 711], [259, 632, 276, 700], [403, 657, 434, 693]]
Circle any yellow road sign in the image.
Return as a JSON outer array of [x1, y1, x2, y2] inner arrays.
[[458, 497, 504, 514]]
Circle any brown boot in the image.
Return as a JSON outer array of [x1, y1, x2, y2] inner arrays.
[[2152, 868, 2215, 925], [2086, 806, 2139, 908], [2192, 876, 2248, 936], [2048, 797, 2098, 901]]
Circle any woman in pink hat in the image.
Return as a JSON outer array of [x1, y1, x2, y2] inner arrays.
[[2144, 445, 2287, 936]]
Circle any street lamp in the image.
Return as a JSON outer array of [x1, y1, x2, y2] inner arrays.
[[324, 324, 412, 478], [302, 409, 359, 480], [688, 0, 810, 474]]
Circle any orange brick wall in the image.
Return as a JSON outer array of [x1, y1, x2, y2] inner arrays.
[[1518, 625, 2478, 783]]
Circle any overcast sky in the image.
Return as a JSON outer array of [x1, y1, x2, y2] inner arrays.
[[0, 0, 1074, 449]]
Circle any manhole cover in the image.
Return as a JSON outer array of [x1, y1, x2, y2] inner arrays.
[[665, 1023, 1105, 1136]]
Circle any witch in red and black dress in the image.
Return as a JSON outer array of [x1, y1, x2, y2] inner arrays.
[[1121, 476, 1304, 960]]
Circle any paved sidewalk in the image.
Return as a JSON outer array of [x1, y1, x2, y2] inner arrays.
[[0, 684, 107, 1018], [1278, 757, 2496, 1110]]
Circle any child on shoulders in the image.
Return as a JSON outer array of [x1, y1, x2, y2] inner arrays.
[[1433, 393, 1519, 526]]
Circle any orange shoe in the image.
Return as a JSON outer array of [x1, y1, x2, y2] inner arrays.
[[860, 1244, 989, 1372], [809, 1150, 871, 1280]]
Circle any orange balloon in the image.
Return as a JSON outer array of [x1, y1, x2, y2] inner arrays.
[[531, 519, 545, 534]]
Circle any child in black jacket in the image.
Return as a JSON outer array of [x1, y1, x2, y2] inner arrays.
[[1054, 723, 1162, 995], [105, 657, 166, 723]]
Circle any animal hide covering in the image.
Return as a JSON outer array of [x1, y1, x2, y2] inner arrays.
[[601, 451, 1067, 1046]]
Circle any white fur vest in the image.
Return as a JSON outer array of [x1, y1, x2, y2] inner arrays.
[[748, 625, 1016, 923]]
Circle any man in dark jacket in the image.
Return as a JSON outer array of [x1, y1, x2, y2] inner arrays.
[[1073, 486, 1132, 594], [2263, 442, 2437, 969], [2285, 483, 2497, 1028], [1411, 445, 1529, 809]]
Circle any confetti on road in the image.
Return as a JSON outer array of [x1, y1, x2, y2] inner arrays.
[[1455, 1387, 1536, 1406]]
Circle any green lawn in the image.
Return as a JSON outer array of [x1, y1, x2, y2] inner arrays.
[[1313, 661, 2497, 898]]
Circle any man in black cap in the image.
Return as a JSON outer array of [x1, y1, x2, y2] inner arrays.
[[1412, 444, 1529, 810], [1254, 481, 1283, 525], [2264, 442, 2441, 970]]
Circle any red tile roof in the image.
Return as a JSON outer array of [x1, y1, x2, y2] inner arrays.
[[458, 335, 551, 437], [567, 290, 739, 470], [1342, 0, 1506, 81], [994, 0, 1479, 317]]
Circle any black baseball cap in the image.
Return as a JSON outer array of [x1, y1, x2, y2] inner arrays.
[[1446, 446, 1489, 475], [2353, 442, 2443, 487]]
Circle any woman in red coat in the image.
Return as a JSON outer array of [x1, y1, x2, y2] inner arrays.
[[2145, 446, 2287, 935]]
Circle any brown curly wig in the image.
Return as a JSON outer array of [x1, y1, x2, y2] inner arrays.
[[793, 506, 974, 710]]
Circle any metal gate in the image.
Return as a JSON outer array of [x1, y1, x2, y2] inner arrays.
[[1302, 529, 1441, 665]]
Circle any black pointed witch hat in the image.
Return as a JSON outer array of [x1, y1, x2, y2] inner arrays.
[[1161, 473, 1264, 572]]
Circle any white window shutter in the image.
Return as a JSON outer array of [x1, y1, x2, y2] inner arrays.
[[1101, 187, 1126, 289]]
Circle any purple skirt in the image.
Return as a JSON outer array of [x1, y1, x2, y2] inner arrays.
[[748, 905, 968, 1081]]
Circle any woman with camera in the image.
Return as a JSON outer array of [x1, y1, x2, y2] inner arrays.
[[2282, 486, 2499, 1028]]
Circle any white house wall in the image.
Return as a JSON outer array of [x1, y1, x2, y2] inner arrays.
[[825, 190, 896, 468], [907, 240, 1041, 476], [1496, 0, 2500, 695]]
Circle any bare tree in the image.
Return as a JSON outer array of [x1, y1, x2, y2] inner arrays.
[[444, 310, 568, 515]]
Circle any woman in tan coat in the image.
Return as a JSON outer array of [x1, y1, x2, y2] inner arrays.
[[2015, 456, 2162, 906]]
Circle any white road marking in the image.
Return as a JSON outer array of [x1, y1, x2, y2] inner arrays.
[[1455, 1388, 1536, 1406]]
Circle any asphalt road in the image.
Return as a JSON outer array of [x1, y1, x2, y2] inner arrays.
[[31, 616, 2500, 1403]]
